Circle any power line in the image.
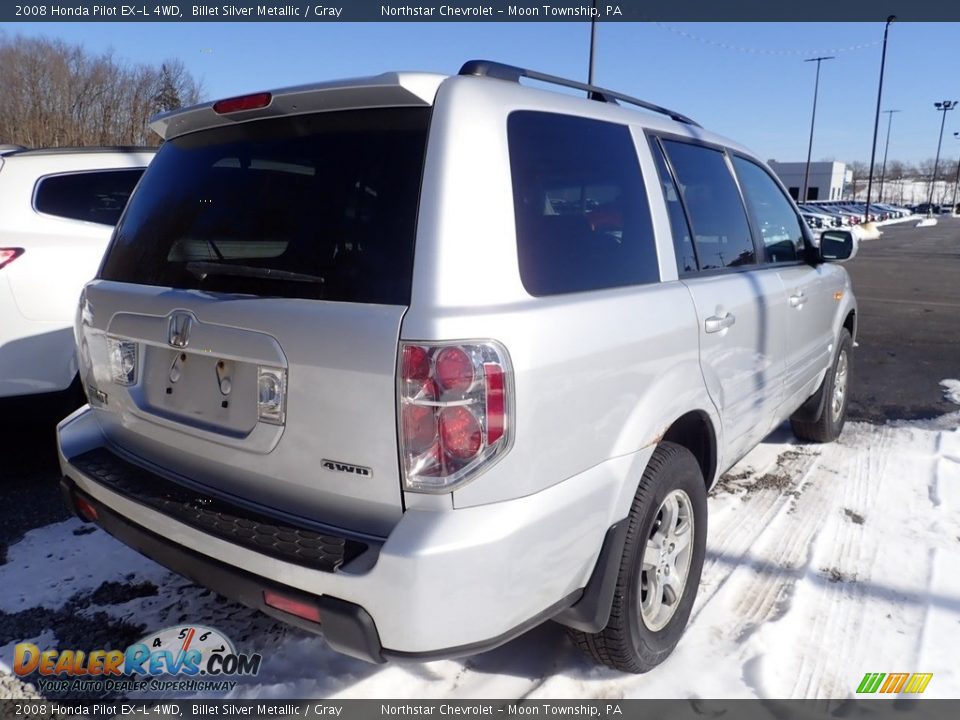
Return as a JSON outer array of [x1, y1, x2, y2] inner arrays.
[[653, 23, 881, 57]]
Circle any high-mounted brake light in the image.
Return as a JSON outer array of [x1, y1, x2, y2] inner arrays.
[[213, 92, 272, 114], [398, 341, 512, 493], [0, 248, 24, 270]]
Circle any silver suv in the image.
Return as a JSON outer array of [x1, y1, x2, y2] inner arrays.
[[58, 61, 858, 673]]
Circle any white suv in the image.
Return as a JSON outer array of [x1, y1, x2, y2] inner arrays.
[[58, 62, 858, 672], [0, 147, 154, 404]]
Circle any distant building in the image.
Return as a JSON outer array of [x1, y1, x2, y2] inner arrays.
[[768, 161, 847, 202]]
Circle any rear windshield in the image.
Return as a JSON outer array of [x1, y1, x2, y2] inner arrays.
[[99, 107, 431, 304]]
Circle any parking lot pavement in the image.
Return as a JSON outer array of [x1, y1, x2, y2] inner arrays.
[[0, 416, 69, 564], [845, 216, 960, 423]]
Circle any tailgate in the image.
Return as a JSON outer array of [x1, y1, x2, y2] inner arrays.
[[81, 282, 405, 537]]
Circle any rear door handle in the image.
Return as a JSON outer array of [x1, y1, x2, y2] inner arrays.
[[789, 291, 807, 308], [704, 313, 736, 333]]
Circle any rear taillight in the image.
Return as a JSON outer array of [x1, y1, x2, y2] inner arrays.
[[106, 337, 138, 386], [213, 92, 272, 114], [398, 341, 512, 493], [0, 248, 24, 270]]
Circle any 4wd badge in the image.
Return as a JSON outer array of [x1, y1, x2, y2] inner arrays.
[[322, 459, 372, 477]]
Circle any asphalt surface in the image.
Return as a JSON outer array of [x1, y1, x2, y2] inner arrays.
[[844, 216, 960, 423], [0, 217, 957, 556]]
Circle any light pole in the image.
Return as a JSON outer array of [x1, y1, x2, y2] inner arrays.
[[802, 56, 835, 203], [865, 16, 896, 223], [878, 109, 900, 203], [927, 100, 956, 217], [588, 1, 598, 84], [952, 132, 960, 215]]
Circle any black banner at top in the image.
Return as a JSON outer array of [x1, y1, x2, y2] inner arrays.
[[1, 1, 957, 23]]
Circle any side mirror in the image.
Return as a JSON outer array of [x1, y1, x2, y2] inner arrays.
[[819, 230, 857, 263]]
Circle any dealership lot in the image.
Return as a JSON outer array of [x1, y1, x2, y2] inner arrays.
[[1, 218, 958, 699]]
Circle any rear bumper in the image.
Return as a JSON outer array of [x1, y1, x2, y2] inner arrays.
[[58, 407, 640, 659]]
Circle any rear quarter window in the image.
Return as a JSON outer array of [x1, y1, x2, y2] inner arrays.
[[34, 169, 144, 226], [508, 111, 659, 296]]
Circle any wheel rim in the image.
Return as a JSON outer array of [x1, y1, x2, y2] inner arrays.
[[639, 489, 695, 632], [831, 350, 849, 423]]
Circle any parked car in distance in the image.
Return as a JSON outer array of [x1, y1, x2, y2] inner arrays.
[[58, 61, 859, 673], [0, 147, 154, 409]]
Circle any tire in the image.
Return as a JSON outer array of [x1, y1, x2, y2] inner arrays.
[[568, 442, 707, 673], [790, 328, 852, 443]]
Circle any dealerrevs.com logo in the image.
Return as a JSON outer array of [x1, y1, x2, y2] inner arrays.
[[13, 625, 261, 694]]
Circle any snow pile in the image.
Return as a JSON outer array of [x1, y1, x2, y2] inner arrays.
[[2, 415, 959, 699], [941, 379, 960, 406]]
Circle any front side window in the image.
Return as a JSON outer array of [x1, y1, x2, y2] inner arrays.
[[508, 111, 659, 296], [732, 156, 806, 264], [660, 140, 755, 271], [34, 169, 144, 226]]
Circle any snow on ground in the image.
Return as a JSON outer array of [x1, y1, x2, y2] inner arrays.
[[942, 379, 960, 406], [2, 414, 959, 700]]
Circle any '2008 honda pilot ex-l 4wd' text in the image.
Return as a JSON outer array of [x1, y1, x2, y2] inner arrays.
[[58, 61, 858, 673]]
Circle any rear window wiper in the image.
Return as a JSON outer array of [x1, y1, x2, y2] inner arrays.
[[186, 261, 325, 285]]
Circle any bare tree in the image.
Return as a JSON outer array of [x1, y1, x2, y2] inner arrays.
[[0, 32, 202, 148]]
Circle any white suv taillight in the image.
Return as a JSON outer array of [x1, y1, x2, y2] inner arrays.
[[398, 341, 513, 493]]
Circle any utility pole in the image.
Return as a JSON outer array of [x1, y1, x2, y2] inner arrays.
[[802, 56, 835, 203], [952, 132, 960, 215], [864, 16, 896, 222], [877, 109, 900, 203], [588, 1, 598, 84]]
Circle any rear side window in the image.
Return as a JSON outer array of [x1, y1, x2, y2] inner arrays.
[[660, 140, 755, 271], [508, 111, 658, 296], [100, 108, 430, 305], [732, 156, 805, 263], [650, 140, 696, 274], [34, 169, 144, 226]]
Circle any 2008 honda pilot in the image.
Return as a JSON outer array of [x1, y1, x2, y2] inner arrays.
[[58, 60, 858, 673]]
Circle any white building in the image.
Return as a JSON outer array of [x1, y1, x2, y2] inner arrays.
[[768, 161, 847, 202]]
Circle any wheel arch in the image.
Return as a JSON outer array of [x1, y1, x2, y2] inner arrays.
[[660, 410, 718, 490]]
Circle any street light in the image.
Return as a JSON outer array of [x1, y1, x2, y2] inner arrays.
[[865, 15, 896, 224], [801, 56, 835, 203], [877, 109, 901, 203], [927, 100, 957, 217]]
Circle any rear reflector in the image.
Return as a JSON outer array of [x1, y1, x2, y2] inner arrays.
[[263, 590, 322, 623], [75, 495, 98, 522], [213, 92, 272, 114], [0, 247, 24, 270]]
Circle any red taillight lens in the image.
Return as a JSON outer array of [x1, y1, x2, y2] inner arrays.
[[439, 407, 483, 460], [398, 341, 511, 493], [75, 495, 98, 522], [435, 347, 474, 392], [263, 590, 322, 624], [402, 404, 438, 455], [484, 363, 506, 445], [213, 92, 272, 114], [402, 345, 430, 381], [0, 248, 24, 270]]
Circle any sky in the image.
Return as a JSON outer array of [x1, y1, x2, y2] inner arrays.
[[7, 21, 960, 164]]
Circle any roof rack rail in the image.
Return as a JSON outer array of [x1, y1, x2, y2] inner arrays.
[[459, 59, 700, 128]]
